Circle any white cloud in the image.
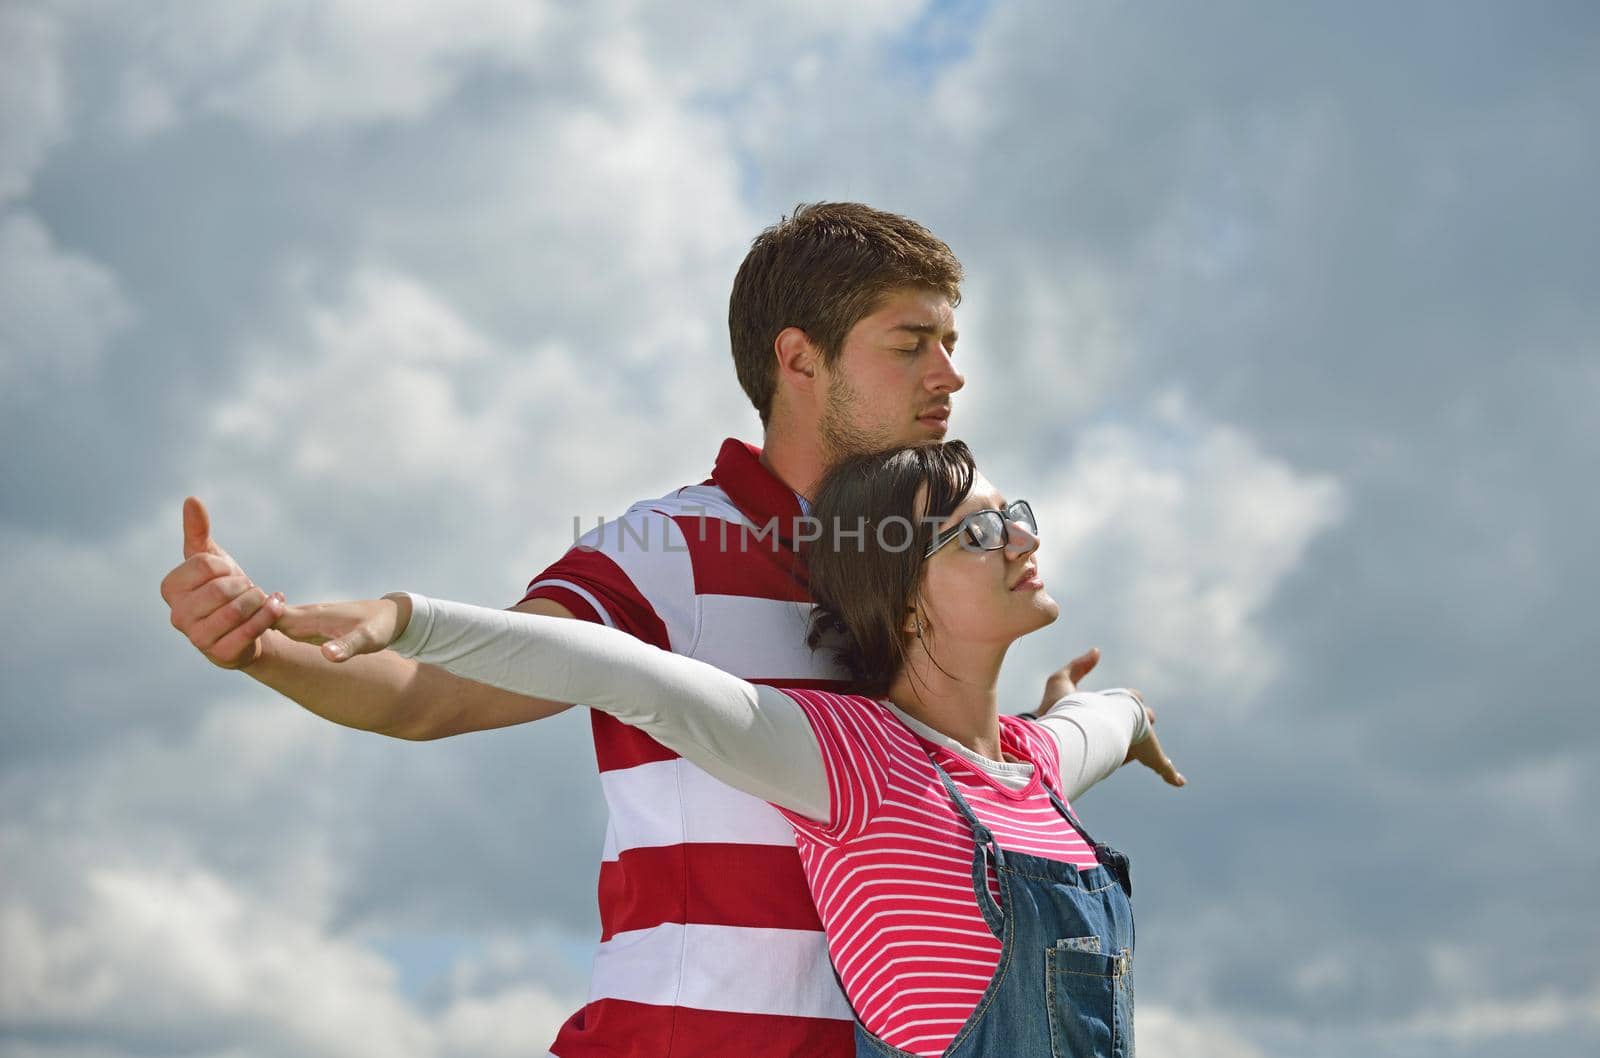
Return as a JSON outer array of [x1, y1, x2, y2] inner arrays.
[[349, 60, 757, 372], [0, 519, 153, 664], [191, 250, 761, 609], [0, 692, 349, 930], [1136, 1004, 1269, 1058], [962, 264, 1137, 422], [1, 868, 433, 1058], [625, 0, 922, 98], [205, 264, 736, 513], [0, 680, 588, 1058], [110, 66, 180, 139], [0, 211, 133, 400], [212, 269, 506, 490], [433, 986, 574, 1058], [7, 4, 1595, 1055], [89, 0, 923, 138], [0, 864, 573, 1058], [1027, 388, 1347, 706], [0, 5, 68, 203], [1400, 980, 1600, 1041], [104, 0, 551, 135]]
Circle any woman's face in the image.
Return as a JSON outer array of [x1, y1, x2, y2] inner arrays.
[[915, 471, 1060, 648]]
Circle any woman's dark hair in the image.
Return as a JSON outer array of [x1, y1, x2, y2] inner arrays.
[[806, 441, 976, 697]]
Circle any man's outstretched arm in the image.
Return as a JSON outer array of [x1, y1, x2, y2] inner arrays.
[[161, 497, 576, 740]]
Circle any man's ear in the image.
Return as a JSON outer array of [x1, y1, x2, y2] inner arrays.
[[774, 326, 821, 396]]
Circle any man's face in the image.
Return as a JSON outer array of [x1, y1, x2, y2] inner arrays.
[[816, 287, 965, 463]]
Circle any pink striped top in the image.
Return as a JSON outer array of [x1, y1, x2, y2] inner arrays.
[[777, 689, 1100, 1058]]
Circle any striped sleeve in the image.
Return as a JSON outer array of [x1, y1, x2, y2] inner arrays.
[[519, 504, 697, 652], [773, 690, 897, 845]]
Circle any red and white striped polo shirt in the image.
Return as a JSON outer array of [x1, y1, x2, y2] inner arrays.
[[522, 438, 856, 1058], [776, 690, 1100, 1058]]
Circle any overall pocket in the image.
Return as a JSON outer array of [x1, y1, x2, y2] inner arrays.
[[1045, 945, 1132, 1058]]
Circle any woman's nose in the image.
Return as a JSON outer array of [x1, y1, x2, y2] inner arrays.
[[1004, 518, 1040, 557]]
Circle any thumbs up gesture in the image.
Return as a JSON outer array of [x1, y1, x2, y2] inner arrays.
[[158, 497, 285, 669]]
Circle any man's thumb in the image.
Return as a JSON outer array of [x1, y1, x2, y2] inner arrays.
[[182, 496, 220, 558]]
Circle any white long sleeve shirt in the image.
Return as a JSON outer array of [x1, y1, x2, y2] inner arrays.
[[390, 593, 1150, 823]]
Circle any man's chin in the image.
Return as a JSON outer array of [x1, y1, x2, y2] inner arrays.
[[894, 422, 949, 447], [826, 420, 946, 459]]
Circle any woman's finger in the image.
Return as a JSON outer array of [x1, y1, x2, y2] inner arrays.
[[273, 599, 395, 662], [324, 621, 383, 662], [275, 603, 335, 645], [1128, 729, 1186, 787], [1149, 745, 1186, 787]]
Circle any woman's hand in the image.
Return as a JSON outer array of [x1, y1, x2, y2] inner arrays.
[[274, 594, 413, 663], [1124, 697, 1186, 787]]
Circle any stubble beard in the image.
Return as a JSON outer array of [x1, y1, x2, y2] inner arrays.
[[818, 370, 896, 468]]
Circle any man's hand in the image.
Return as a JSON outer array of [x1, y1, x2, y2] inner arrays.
[[1035, 646, 1101, 716], [274, 595, 412, 663], [1124, 700, 1186, 787], [160, 497, 284, 669]]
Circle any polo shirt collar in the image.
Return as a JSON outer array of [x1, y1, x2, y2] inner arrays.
[[711, 437, 808, 551]]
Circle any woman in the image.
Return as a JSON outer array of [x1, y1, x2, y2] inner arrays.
[[275, 441, 1183, 1058]]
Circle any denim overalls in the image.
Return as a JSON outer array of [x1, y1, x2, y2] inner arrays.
[[852, 757, 1137, 1058]]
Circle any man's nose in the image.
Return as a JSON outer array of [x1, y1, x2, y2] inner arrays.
[[926, 347, 965, 394]]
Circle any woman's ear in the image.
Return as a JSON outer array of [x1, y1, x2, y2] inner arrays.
[[902, 604, 924, 639]]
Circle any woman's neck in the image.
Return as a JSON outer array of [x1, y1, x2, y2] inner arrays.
[[886, 640, 1010, 761]]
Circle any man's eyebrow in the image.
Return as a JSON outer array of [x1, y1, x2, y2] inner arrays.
[[888, 322, 959, 342]]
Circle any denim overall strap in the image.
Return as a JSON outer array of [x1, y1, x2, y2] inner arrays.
[[932, 754, 1109, 862], [932, 759, 1007, 937], [850, 754, 1138, 1057], [1044, 784, 1133, 900]]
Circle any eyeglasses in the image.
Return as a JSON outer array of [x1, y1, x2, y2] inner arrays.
[[924, 499, 1037, 558]]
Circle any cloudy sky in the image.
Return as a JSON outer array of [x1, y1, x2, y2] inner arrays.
[[3, 1, 1597, 1055]]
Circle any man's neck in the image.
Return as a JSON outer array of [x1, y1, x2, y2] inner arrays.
[[757, 417, 828, 503]]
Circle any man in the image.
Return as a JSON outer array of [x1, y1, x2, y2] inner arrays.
[[162, 202, 1179, 1056]]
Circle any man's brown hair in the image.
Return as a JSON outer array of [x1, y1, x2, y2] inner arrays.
[[729, 202, 963, 426]]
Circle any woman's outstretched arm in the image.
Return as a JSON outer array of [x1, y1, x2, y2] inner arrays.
[[1038, 691, 1159, 803], [275, 593, 831, 820]]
